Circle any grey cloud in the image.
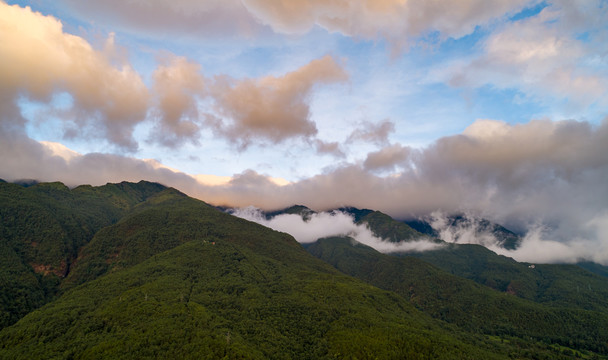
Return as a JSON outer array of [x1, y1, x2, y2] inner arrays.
[[314, 140, 346, 158], [59, 0, 267, 40], [347, 119, 395, 146], [149, 56, 206, 147], [2, 118, 608, 264], [363, 144, 410, 172], [242, 0, 530, 51]]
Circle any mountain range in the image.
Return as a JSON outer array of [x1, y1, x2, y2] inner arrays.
[[1, 180, 607, 359]]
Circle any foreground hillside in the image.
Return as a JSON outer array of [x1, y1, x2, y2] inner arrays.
[[1, 180, 608, 359], [0, 180, 166, 328], [0, 181, 509, 359]]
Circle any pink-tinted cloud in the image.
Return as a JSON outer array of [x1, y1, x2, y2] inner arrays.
[[0, 2, 149, 151], [2, 117, 608, 263], [242, 0, 529, 51], [150, 56, 206, 147], [363, 144, 410, 172], [59, 0, 265, 40], [58, 0, 530, 52], [347, 119, 395, 146], [0, 3, 350, 152], [206, 55, 348, 148], [314, 140, 346, 158]]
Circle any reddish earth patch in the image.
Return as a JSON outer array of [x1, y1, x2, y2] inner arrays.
[[506, 283, 517, 296], [30, 260, 68, 277]]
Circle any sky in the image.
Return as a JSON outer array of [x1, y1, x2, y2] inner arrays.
[[1, 0, 608, 263]]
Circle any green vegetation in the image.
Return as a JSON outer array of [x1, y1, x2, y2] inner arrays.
[[2, 183, 510, 359], [307, 237, 608, 356], [265, 205, 315, 221], [2, 180, 608, 359], [577, 262, 608, 278], [410, 244, 608, 312], [356, 211, 424, 242], [269, 206, 424, 243], [402, 215, 521, 249], [0, 180, 166, 328], [0, 236, 505, 359]]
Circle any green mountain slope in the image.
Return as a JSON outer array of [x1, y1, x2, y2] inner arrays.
[[577, 261, 608, 278], [306, 237, 608, 356], [267, 205, 425, 242], [0, 180, 166, 328], [3, 180, 608, 359], [357, 210, 424, 242], [265, 205, 315, 221], [403, 214, 521, 249], [410, 244, 608, 313], [1, 187, 509, 359]]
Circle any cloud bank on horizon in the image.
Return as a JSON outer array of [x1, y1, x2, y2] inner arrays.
[[230, 207, 442, 254], [1, 0, 608, 264]]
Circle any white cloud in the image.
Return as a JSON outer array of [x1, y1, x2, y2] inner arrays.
[[436, 1, 608, 108], [231, 207, 441, 253], [490, 226, 591, 264]]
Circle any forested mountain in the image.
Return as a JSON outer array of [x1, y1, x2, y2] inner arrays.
[[0, 180, 166, 328], [409, 244, 608, 312], [340, 208, 424, 242], [403, 215, 522, 250], [306, 237, 608, 356], [1, 180, 608, 359], [1, 181, 506, 359], [264, 205, 426, 242]]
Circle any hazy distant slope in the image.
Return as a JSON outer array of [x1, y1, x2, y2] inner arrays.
[[307, 237, 608, 356], [0, 190, 508, 359], [403, 214, 522, 250], [265, 204, 316, 220], [577, 261, 608, 278], [357, 210, 424, 242], [268, 205, 425, 242]]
